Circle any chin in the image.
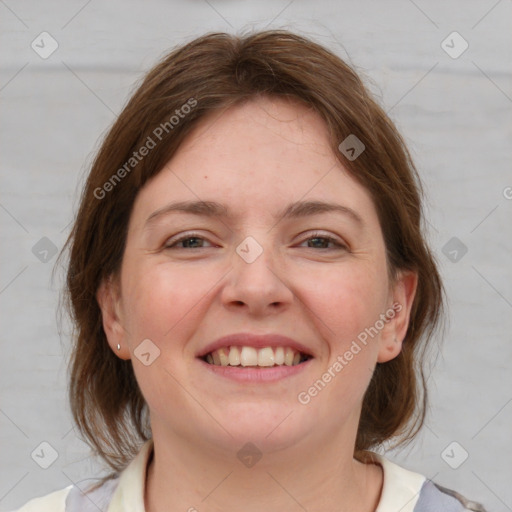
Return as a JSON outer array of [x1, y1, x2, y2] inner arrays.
[[209, 402, 313, 454]]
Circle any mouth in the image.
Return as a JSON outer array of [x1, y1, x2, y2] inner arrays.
[[201, 346, 312, 368], [196, 333, 314, 382]]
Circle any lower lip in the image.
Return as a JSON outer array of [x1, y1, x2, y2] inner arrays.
[[197, 358, 313, 382]]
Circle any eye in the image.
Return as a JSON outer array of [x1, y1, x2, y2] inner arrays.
[[299, 232, 348, 250], [164, 233, 214, 249]]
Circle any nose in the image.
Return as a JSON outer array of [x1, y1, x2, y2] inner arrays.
[[220, 238, 294, 316]]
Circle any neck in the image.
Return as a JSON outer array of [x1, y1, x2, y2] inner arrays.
[[144, 424, 383, 512]]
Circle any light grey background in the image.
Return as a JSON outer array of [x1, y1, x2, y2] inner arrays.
[[1, 0, 511, 510]]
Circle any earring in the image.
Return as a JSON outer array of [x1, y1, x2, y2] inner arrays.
[[117, 343, 121, 351]]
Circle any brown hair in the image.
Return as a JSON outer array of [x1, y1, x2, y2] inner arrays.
[[59, 29, 444, 478]]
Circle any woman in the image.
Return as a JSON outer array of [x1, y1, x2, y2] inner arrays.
[[14, 30, 486, 511]]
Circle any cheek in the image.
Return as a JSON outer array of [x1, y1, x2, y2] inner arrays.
[[120, 259, 216, 346], [297, 265, 384, 416], [120, 260, 218, 415], [298, 261, 388, 351]]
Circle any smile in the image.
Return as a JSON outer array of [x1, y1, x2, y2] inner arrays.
[[203, 346, 311, 367]]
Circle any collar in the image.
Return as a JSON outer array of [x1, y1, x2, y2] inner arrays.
[[106, 440, 426, 512], [372, 453, 426, 511], [106, 438, 154, 512]]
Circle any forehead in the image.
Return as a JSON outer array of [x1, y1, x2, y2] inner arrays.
[[178, 96, 332, 167], [130, 97, 380, 229]]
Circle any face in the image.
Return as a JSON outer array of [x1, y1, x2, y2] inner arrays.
[[98, 97, 416, 457]]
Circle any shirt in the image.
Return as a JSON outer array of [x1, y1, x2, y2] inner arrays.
[[10, 438, 486, 512]]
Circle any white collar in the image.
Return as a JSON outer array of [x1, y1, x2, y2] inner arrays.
[[372, 453, 426, 511], [107, 439, 426, 512]]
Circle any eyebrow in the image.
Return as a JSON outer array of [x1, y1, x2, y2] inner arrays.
[[144, 199, 365, 228]]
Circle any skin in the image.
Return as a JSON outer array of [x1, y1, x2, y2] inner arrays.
[[97, 96, 417, 512]]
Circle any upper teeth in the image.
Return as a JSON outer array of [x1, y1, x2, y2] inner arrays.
[[205, 346, 305, 367]]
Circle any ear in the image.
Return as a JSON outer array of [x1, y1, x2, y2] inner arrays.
[[377, 270, 418, 363], [96, 275, 130, 360]]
